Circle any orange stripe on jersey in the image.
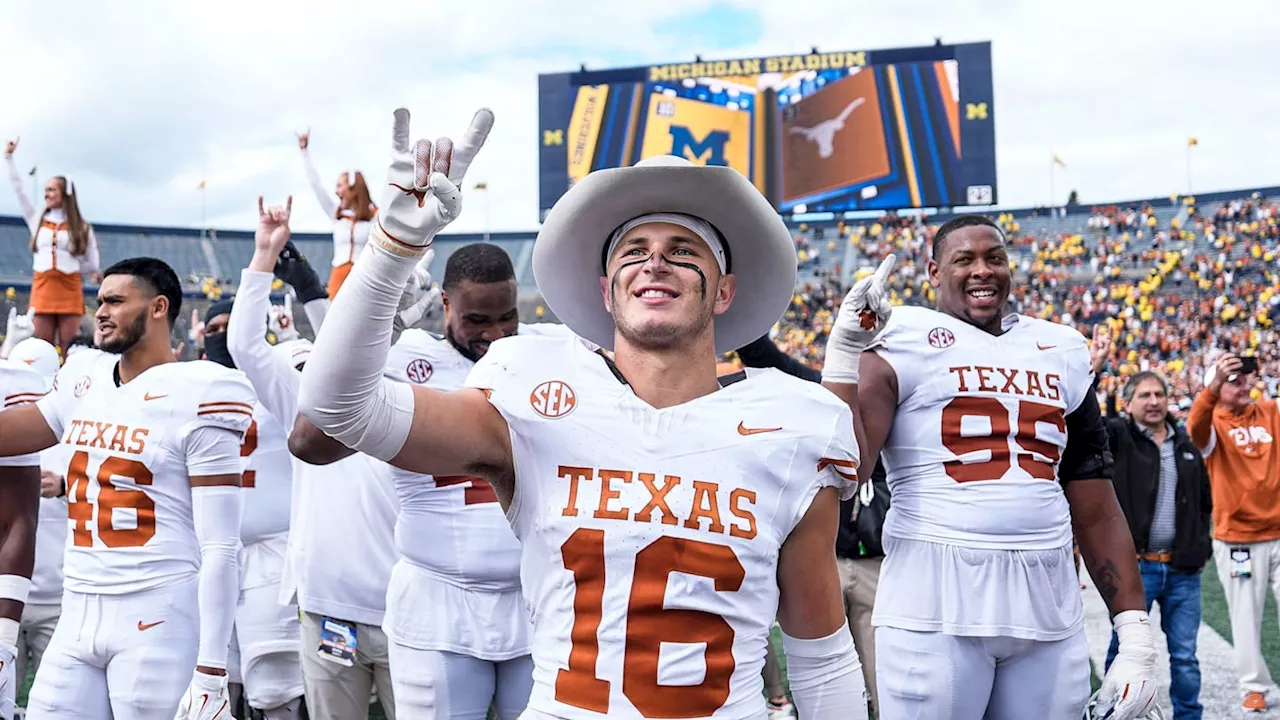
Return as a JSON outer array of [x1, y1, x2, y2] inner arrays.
[[4, 392, 45, 408], [817, 457, 859, 481], [198, 401, 253, 411], [197, 408, 254, 418]]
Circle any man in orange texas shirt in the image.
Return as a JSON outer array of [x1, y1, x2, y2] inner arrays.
[[1189, 351, 1280, 714]]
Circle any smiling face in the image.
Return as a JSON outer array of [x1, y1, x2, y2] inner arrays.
[[928, 224, 1012, 335], [600, 221, 736, 351], [45, 178, 65, 210]]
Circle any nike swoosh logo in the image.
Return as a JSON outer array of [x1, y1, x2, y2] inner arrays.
[[137, 620, 164, 631], [144, 392, 167, 401], [738, 422, 782, 436], [1036, 342, 1057, 351]]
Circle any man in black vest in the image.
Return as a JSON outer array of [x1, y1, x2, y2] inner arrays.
[[1102, 369, 1212, 720]]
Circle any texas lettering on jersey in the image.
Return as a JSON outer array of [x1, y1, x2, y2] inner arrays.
[[466, 333, 857, 719], [36, 351, 255, 594], [870, 305, 1092, 550], [557, 465, 758, 541]]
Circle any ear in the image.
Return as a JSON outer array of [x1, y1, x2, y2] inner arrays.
[[712, 273, 737, 316], [926, 258, 940, 287], [153, 295, 170, 322], [599, 275, 612, 313], [441, 292, 451, 313]]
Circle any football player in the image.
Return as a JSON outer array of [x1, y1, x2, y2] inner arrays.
[[291, 242, 593, 718], [0, 358, 45, 720], [0, 258, 252, 720], [201, 287, 306, 720], [297, 108, 870, 718], [228, 200, 400, 719], [826, 214, 1159, 720], [6, 338, 68, 712]]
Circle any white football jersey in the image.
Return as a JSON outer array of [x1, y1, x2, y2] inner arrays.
[[36, 353, 255, 595], [0, 359, 46, 468], [239, 401, 293, 546], [870, 306, 1094, 551], [384, 329, 521, 590], [466, 334, 858, 720]]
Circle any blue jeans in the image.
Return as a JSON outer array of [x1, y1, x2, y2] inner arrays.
[[1105, 559, 1202, 719]]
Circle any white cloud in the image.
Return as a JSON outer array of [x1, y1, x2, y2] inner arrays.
[[0, 0, 1274, 240]]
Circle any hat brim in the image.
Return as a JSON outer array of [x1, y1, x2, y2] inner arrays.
[[533, 163, 797, 354]]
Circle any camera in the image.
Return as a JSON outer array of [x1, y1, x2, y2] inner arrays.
[[1239, 355, 1259, 376]]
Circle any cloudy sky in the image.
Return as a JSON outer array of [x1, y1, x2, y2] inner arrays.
[[0, 0, 1275, 236]]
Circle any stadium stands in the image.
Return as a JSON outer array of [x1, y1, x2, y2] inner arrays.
[[2, 183, 1277, 409]]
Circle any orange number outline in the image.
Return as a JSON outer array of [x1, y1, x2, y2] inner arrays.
[[941, 397, 1066, 483], [556, 529, 746, 717], [66, 450, 157, 548], [239, 419, 259, 488]]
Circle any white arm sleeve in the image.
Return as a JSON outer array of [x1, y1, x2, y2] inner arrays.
[[299, 148, 338, 219], [4, 155, 38, 229], [297, 244, 416, 462], [782, 624, 869, 719], [228, 269, 302, 424], [302, 297, 329, 333], [190, 483, 243, 670]]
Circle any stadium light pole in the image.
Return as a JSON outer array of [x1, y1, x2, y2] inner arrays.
[[473, 181, 490, 242]]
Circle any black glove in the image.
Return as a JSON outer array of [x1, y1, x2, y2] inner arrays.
[[273, 241, 328, 305]]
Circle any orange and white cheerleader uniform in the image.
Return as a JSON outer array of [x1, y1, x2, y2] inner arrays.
[[300, 146, 374, 299], [6, 157, 99, 315]]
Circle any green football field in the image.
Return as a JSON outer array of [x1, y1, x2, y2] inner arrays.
[[17, 570, 1280, 718]]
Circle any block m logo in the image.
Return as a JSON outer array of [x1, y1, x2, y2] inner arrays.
[[543, 129, 564, 146], [965, 102, 989, 120], [669, 126, 729, 166]]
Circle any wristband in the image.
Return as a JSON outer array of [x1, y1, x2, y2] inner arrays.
[[369, 222, 431, 260], [0, 575, 30, 604]]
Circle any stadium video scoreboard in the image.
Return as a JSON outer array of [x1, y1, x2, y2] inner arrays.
[[537, 42, 997, 219]]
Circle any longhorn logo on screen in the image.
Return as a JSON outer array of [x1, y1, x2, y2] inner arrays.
[[668, 126, 729, 166]]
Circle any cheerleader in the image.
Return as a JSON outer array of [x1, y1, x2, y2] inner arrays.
[[296, 129, 376, 298], [4, 137, 99, 351]]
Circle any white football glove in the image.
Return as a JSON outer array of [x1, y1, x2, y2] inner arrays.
[[394, 249, 443, 335], [269, 294, 301, 343], [1092, 610, 1159, 720], [822, 254, 896, 384], [0, 643, 16, 720], [0, 307, 35, 360], [369, 107, 493, 260], [173, 670, 234, 720]]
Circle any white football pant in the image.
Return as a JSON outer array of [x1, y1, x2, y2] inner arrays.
[[875, 625, 1091, 719], [25, 575, 200, 720], [388, 641, 533, 720]]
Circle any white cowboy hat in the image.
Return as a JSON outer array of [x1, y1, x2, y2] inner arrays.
[[9, 337, 60, 392], [533, 155, 797, 354]]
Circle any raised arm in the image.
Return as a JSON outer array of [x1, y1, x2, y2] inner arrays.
[[271, 240, 330, 333], [3, 139, 38, 229], [228, 197, 305, 425], [296, 130, 338, 219], [1189, 353, 1236, 453], [296, 108, 512, 484], [820, 254, 897, 483]]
